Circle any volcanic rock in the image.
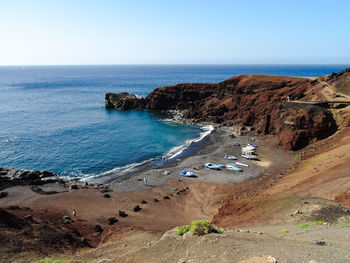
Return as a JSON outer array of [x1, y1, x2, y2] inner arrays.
[[108, 217, 118, 225], [278, 102, 338, 150], [0, 167, 64, 190], [119, 210, 128, 217], [94, 224, 104, 232], [133, 205, 142, 212], [0, 192, 8, 198], [105, 92, 146, 110]]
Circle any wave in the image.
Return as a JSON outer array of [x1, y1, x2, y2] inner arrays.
[[165, 125, 214, 160], [79, 157, 156, 182], [59, 124, 214, 182], [1, 136, 18, 144]]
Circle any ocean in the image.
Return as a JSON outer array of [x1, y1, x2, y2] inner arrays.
[[0, 65, 348, 181]]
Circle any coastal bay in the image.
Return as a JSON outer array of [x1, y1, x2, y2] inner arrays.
[[1, 66, 350, 262]]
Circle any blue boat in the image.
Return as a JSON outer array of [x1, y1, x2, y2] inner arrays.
[[205, 163, 220, 170], [226, 163, 243, 172], [179, 170, 194, 177], [216, 164, 225, 168]]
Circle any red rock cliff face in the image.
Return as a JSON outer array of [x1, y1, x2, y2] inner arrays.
[[145, 74, 313, 134], [278, 102, 337, 150], [106, 73, 339, 150]]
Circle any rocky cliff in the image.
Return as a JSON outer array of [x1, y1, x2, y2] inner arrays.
[[278, 102, 337, 150], [106, 73, 343, 150]]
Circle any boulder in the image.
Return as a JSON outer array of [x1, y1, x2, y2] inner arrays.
[[108, 217, 118, 225], [0, 192, 8, 198], [119, 210, 128, 217], [94, 224, 103, 232], [105, 93, 146, 110], [133, 205, 142, 212]]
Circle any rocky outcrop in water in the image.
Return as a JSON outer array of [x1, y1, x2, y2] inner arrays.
[[105, 92, 146, 110], [0, 167, 64, 190]]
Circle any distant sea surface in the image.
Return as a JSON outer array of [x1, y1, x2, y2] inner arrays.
[[0, 65, 348, 181]]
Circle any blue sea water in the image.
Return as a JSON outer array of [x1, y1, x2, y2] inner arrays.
[[0, 65, 348, 181]]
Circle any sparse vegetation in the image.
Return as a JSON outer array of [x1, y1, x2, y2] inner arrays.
[[314, 221, 324, 225], [177, 225, 190, 236], [300, 223, 310, 228], [281, 229, 289, 233], [176, 220, 224, 236], [39, 258, 65, 263], [190, 219, 212, 235]]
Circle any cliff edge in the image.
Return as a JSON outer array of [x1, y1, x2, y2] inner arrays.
[[105, 70, 350, 150]]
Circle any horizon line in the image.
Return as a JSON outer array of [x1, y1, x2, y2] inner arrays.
[[1, 63, 350, 67]]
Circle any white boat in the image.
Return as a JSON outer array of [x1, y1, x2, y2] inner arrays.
[[242, 147, 255, 154], [236, 162, 248, 167], [226, 163, 243, 172], [224, 155, 237, 160], [244, 145, 256, 151], [241, 153, 258, 160]]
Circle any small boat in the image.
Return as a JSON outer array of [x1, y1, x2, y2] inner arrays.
[[226, 163, 243, 172], [205, 163, 220, 170], [236, 162, 249, 167], [241, 153, 258, 160], [244, 145, 256, 151], [224, 155, 237, 160], [216, 164, 225, 168], [179, 170, 194, 177], [248, 143, 258, 148], [233, 142, 240, 146]]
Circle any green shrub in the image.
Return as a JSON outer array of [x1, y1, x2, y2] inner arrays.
[[190, 220, 212, 235], [39, 258, 65, 263], [217, 227, 224, 233], [281, 229, 289, 233], [300, 223, 310, 228], [177, 220, 224, 236], [177, 225, 190, 236], [314, 221, 324, 225]]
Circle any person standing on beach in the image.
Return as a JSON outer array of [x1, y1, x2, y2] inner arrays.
[[143, 177, 148, 186], [73, 209, 77, 217]]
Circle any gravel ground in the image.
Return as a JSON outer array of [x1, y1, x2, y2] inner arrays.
[[104, 127, 268, 191]]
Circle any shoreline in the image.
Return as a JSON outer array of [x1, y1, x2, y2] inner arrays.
[[104, 126, 278, 192], [79, 123, 215, 184]]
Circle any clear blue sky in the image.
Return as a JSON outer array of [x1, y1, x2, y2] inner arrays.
[[0, 0, 349, 65]]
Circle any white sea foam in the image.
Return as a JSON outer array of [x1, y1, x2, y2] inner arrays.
[[1, 136, 18, 143], [62, 124, 214, 182], [79, 157, 156, 182], [165, 125, 214, 160]]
